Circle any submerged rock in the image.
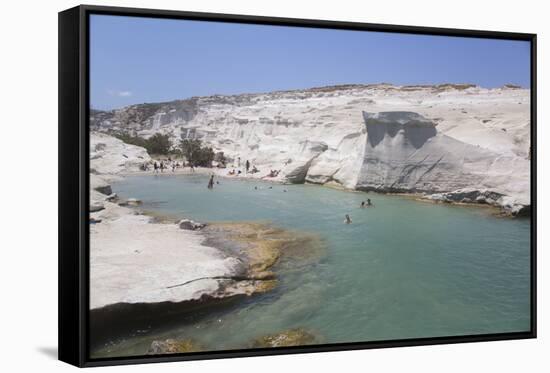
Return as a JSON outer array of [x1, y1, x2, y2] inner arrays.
[[251, 328, 318, 348], [147, 339, 203, 355], [118, 198, 142, 207], [178, 219, 206, 230], [126, 198, 142, 206]]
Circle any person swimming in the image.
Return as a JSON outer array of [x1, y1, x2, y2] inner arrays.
[[360, 201, 366, 208], [367, 198, 373, 207], [344, 214, 352, 224]]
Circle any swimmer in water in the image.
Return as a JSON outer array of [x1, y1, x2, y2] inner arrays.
[[345, 214, 352, 224]]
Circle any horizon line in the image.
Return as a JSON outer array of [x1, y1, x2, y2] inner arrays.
[[90, 81, 529, 112]]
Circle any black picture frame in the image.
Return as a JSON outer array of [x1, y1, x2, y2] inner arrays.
[[58, 4, 537, 368]]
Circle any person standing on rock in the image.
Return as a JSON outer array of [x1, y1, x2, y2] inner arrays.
[[246, 160, 250, 173], [207, 174, 214, 189]]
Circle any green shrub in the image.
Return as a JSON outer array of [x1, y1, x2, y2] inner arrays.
[[180, 139, 215, 167], [146, 133, 172, 155], [112, 132, 172, 155]]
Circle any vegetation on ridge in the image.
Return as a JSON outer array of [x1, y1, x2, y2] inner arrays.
[[112, 132, 172, 155]]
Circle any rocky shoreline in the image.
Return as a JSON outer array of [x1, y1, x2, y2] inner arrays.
[[89, 134, 302, 347], [121, 164, 530, 217]]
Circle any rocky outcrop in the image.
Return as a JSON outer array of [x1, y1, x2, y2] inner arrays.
[[147, 339, 203, 355], [90, 132, 151, 175], [429, 188, 503, 204], [177, 219, 206, 231], [357, 111, 495, 193], [356, 111, 530, 214], [89, 201, 105, 213], [306, 131, 367, 188], [145, 329, 319, 354], [283, 141, 328, 183], [251, 328, 319, 348], [90, 174, 113, 195]]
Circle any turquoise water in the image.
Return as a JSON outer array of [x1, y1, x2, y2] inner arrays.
[[101, 174, 530, 355]]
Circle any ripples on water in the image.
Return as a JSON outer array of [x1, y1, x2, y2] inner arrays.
[[92, 174, 531, 357]]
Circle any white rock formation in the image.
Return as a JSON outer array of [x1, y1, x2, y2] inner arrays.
[[88, 133, 262, 311], [356, 112, 528, 195], [90, 132, 151, 176], [90, 212, 245, 309], [91, 83, 531, 213]]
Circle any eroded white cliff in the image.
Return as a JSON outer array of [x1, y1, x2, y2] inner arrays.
[[92, 84, 531, 214]]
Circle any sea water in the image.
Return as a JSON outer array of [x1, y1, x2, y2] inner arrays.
[[94, 173, 530, 356]]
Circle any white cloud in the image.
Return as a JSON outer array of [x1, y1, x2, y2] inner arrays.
[[108, 89, 133, 97]]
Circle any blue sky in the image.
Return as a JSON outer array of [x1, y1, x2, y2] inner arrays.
[[90, 15, 530, 110]]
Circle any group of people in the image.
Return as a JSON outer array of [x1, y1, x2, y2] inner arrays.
[[344, 199, 375, 224], [225, 158, 263, 176], [146, 154, 375, 225], [141, 158, 196, 174], [152, 160, 183, 173]]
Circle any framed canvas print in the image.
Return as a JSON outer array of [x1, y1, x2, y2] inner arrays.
[[58, 5, 537, 367]]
